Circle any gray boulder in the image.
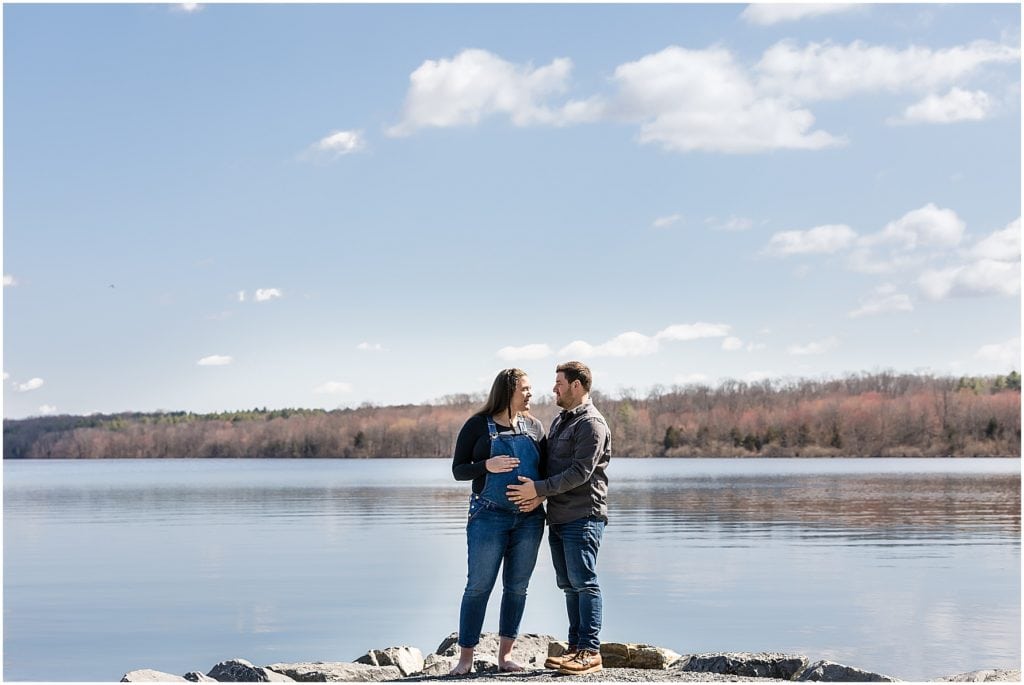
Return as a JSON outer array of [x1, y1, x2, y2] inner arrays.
[[434, 632, 558, 669], [680, 652, 809, 679], [184, 673, 218, 682], [355, 646, 424, 676], [600, 643, 683, 669], [208, 658, 295, 682], [938, 670, 1023, 682], [121, 669, 188, 682], [418, 654, 458, 677], [265, 662, 401, 682], [796, 659, 899, 682]]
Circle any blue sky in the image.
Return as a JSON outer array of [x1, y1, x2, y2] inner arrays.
[[3, 2, 1021, 419]]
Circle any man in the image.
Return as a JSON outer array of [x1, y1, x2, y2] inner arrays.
[[507, 361, 611, 675]]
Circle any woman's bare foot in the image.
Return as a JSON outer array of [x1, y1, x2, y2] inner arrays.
[[449, 646, 474, 676], [498, 660, 524, 672]]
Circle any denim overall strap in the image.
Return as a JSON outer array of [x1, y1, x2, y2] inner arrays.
[[479, 416, 541, 511]]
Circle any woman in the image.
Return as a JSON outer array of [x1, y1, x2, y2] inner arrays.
[[450, 368, 547, 674]]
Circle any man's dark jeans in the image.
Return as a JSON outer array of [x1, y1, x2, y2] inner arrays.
[[549, 515, 605, 651]]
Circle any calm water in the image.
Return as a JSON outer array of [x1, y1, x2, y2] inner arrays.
[[3, 458, 1020, 682]]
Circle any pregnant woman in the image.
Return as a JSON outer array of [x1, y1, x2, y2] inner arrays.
[[449, 368, 547, 674]]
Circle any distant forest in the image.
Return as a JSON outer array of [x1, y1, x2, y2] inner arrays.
[[4, 372, 1020, 459]]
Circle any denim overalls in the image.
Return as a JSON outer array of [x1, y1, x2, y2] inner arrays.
[[457, 416, 545, 648], [478, 416, 541, 510]]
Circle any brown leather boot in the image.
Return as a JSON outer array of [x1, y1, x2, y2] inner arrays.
[[557, 648, 603, 675], [543, 645, 579, 669]]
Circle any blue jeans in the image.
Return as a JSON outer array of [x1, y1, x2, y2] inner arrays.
[[549, 516, 605, 651], [458, 496, 545, 648]]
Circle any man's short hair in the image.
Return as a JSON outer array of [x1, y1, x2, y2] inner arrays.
[[557, 361, 592, 392]]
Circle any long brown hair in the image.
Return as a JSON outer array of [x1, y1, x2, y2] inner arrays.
[[477, 368, 527, 424]]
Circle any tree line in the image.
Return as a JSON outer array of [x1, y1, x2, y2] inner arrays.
[[3, 371, 1020, 459]]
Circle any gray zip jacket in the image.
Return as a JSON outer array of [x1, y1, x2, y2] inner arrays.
[[533, 399, 611, 525]]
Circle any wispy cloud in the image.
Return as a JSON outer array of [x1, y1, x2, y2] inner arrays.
[[756, 40, 1020, 102], [970, 218, 1021, 261], [765, 224, 857, 256], [38, 404, 57, 415], [497, 343, 553, 361], [722, 337, 744, 351], [173, 3, 202, 13], [849, 285, 914, 318], [558, 322, 731, 358], [313, 381, 353, 394], [17, 378, 45, 392], [254, 288, 282, 302], [652, 214, 683, 229], [237, 290, 246, 303], [197, 355, 233, 366], [707, 215, 755, 232], [740, 3, 859, 26], [357, 342, 387, 352], [861, 203, 965, 250], [892, 88, 994, 124], [975, 337, 1020, 368], [3, 274, 17, 287], [787, 337, 839, 355], [674, 373, 710, 385], [387, 49, 602, 137]]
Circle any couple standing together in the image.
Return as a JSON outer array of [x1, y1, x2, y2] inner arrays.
[[450, 361, 611, 676]]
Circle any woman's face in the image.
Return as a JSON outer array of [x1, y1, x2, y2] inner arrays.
[[511, 375, 533, 413]]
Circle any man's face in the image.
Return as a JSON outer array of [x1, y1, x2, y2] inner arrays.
[[553, 372, 578, 409]]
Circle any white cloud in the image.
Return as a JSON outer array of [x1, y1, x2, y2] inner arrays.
[[305, 129, 366, 159], [975, 338, 1020, 368], [970, 218, 1021, 261], [722, 337, 745, 351], [357, 342, 386, 352], [254, 288, 282, 302], [863, 203, 965, 250], [765, 224, 857, 256], [919, 260, 1021, 300], [314, 381, 354, 394], [756, 39, 1020, 102], [849, 285, 914, 318], [497, 343, 553, 361], [2, 371, 8, 380], [17, 378, 45, 392], [788, 337, 838, 355], [38, 404, 57, 415], [387, 49, 602, 136], [894, 88, 994, 124], [740, 3, 858, 26], [237, 290, 246, 302], [197, 355, 233, 366], [611, 46, 843, 153], [558, 322, 730, 358], [653, 214, 683, 228], [173, 3, 202, 12], [3, 274, 17, 287]]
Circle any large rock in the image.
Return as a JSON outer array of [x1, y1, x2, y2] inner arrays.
[[183, 673, 218, 682], [680, 652, 809, 679], [265, 662, 401, 682], [796, 659, 899, 682], [600, 643, 683, 669], [208, 658, 295, 682], [938, 670, 1023, 682], [418, 654, 458, 677], [355, 647, 424, 676], [434, 632, 558, 669], [121, 669, 188, 682]]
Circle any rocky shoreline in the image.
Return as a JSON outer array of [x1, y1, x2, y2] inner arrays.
[[120, 633, 1020, 683]]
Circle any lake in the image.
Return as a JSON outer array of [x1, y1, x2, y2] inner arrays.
[[3, 458, 1020, 681]]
